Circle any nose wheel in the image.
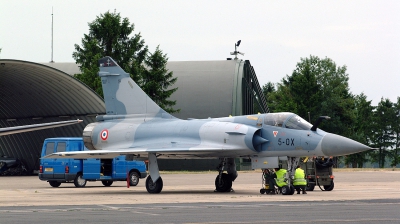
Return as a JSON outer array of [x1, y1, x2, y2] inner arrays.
[[281, 185, 295, 195]]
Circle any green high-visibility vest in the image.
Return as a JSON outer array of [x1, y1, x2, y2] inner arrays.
[[275, 169, 287, 187], [293, 168, 307, 186]]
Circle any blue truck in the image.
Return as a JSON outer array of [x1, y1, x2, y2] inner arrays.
[[39, 137, 147, 187]]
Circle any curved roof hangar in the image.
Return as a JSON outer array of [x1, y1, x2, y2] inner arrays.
[[0, 59, 105, 172]]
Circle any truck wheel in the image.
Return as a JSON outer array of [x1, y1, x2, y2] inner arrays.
[[74, 173, 87, 188], [145, 176, 163, 193], [129, 171, 140, 186], [102, 180, 113, 187], [323, 181, 334, 191], [49, 181, 61, 187], [306, 183, 315, 191]]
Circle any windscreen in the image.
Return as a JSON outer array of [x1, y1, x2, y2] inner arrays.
[[264, 113, 312, 130], [264, 113, 293, 127], [284, 115, 312, 130]]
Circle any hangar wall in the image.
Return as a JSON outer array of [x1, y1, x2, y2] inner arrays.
[[165, 59, 268, 119]]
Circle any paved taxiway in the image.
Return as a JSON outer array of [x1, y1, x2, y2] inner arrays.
[[1, 170, 399, 223]]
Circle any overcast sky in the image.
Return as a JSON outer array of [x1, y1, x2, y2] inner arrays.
[[1, 0, 399, 106]]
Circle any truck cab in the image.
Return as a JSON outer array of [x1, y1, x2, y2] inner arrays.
[[39, 137, 147, 187]]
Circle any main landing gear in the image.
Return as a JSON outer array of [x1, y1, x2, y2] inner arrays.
[[145, 176, 163, 193], [145, 153, 163, 194], [145, 155, 238, 194], [214, 158, 237, 192]]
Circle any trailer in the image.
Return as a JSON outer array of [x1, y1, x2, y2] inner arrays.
[[304, 157, 335, 191]]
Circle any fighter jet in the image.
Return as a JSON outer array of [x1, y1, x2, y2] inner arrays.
[[0, 119, 82, 136], [45, 56, 372, 194]]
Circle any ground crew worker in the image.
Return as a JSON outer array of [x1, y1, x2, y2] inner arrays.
[[263, 169, 277, 194], [274, 167, 288, 191], [293, 165, 307, 194]]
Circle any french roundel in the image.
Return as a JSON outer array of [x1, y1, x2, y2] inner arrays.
[[100, 129, 109, 140]]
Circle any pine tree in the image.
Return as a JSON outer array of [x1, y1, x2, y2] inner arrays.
[[142, 46, 179, 113], [391, 97, 400, 167], [370, 98, 396, 168], [72, 11, 178, 113], [344, 93, 374, 167]]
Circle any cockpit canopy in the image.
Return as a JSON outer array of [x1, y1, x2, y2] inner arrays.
[[264, 112, 312, 130]]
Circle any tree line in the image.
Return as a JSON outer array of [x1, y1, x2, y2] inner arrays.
[[262, 55, 399, 168]]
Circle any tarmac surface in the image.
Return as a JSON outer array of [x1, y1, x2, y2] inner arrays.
[[1, 170, 400, 223]]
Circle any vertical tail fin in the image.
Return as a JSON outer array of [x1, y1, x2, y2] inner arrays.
[[98, 56, 164, 116]]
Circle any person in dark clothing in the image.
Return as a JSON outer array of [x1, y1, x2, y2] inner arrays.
[[263, 169, 277, 194]]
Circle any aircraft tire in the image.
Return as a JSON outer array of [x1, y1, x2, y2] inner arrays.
[[214, 173, 232, 192], [323, 181, 334, 191], [281, 185, 290, 195], [129, 171, 140, 186], [102, 180, 113, 187], [49, 181, 61, 187], [74, 173, 87, 188], [145, 176, 163, 193]]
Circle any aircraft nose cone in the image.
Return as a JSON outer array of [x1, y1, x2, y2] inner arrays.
[[321, 133, 372, 156]]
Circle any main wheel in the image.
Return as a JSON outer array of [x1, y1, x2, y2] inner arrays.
[[74, 173, 87, 188], [215, 173, 232, 192], [323, 181, 334, 191], [49, 181, 61, 187], [145, 176, 163, 193], [129, 171, 140, 186], [102, 180, 113, 187]]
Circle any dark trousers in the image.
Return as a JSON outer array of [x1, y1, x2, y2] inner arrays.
[[268, 179, 276, 189], [294, 185, 306, 193]]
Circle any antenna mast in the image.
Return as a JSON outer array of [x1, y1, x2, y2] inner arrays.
[[50, 7, 54, 63], [230, 40, 244, 60]]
